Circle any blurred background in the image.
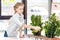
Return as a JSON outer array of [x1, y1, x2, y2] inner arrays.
[[0, 0, 60, 40]]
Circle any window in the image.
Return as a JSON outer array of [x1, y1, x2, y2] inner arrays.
[[51, 0, 60, 20], [0, 0, 22, 19]]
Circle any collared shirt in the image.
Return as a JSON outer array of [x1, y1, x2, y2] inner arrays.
[[6, 13, 24, 37]]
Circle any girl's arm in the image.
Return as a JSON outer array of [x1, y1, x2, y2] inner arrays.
[[23, 24, 40, 31], [19, 24, 40, 38]]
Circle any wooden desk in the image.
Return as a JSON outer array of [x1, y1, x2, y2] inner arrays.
[[26, 34, 48, 40]]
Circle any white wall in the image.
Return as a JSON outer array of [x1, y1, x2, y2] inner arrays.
[[0, 20, 8, 31]]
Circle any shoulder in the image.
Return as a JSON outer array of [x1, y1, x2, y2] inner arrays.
[[21, 14, 24, 17], [12, 14, 19, 18]]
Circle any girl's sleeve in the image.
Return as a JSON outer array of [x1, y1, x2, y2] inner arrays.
[[14, 17, 23, 27]]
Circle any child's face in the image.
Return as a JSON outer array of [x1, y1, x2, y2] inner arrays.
[[16, 5, 24, 14]]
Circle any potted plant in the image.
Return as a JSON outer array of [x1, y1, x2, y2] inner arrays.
[[44, 13, 60, 40], [30, 15, 43, 36], [55, 23, 60, 39]]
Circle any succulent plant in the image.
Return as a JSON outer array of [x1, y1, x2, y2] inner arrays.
[[31, 15, 43, 36], [44, 13, 60, 38]]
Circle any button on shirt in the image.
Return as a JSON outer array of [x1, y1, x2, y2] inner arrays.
[[6, 13, 24, 37]]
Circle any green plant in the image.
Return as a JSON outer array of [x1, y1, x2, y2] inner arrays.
[[55, 22, 60, 36], [31, 15, 43, 36], [44, 13, 60, 38]]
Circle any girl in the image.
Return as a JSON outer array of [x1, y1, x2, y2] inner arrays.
[[4, 2, 40, 38]]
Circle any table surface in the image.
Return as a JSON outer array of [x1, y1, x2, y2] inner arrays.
[[26, 34, 47, 38], [0, 32, 60, 40], [26, 34, 60, 39]]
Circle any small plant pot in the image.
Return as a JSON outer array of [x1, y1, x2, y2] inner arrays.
[[33, 31, 41, 36], [48, 38, 59, 40]]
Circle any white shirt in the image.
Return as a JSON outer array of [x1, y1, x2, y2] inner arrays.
[[7, 13, 24, 37]]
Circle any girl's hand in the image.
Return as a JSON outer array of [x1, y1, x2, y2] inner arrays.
[[28, 25, 41, 31], [19, 35, 24, 38], [33, 26, 41, 31]]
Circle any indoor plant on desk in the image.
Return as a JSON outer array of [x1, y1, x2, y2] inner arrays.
[[30, 15, 43, 36], [44, 13, 60, 40]]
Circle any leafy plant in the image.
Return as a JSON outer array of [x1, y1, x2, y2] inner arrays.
[[44, 13, 60, 38], [31, 15, 43, 36], [55, 22, 60, 36]]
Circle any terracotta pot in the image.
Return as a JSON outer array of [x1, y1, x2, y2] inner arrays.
[[48, 38, 59, 40]]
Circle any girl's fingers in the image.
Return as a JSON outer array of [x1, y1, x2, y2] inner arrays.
[[19, 35, 24, 38]]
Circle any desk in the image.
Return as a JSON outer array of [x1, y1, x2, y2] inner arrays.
[[26, 34, 48, 40]]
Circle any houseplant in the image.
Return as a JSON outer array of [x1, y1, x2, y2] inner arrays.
[[44, 13, 60, 40], [30, 15, 43, 36]]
